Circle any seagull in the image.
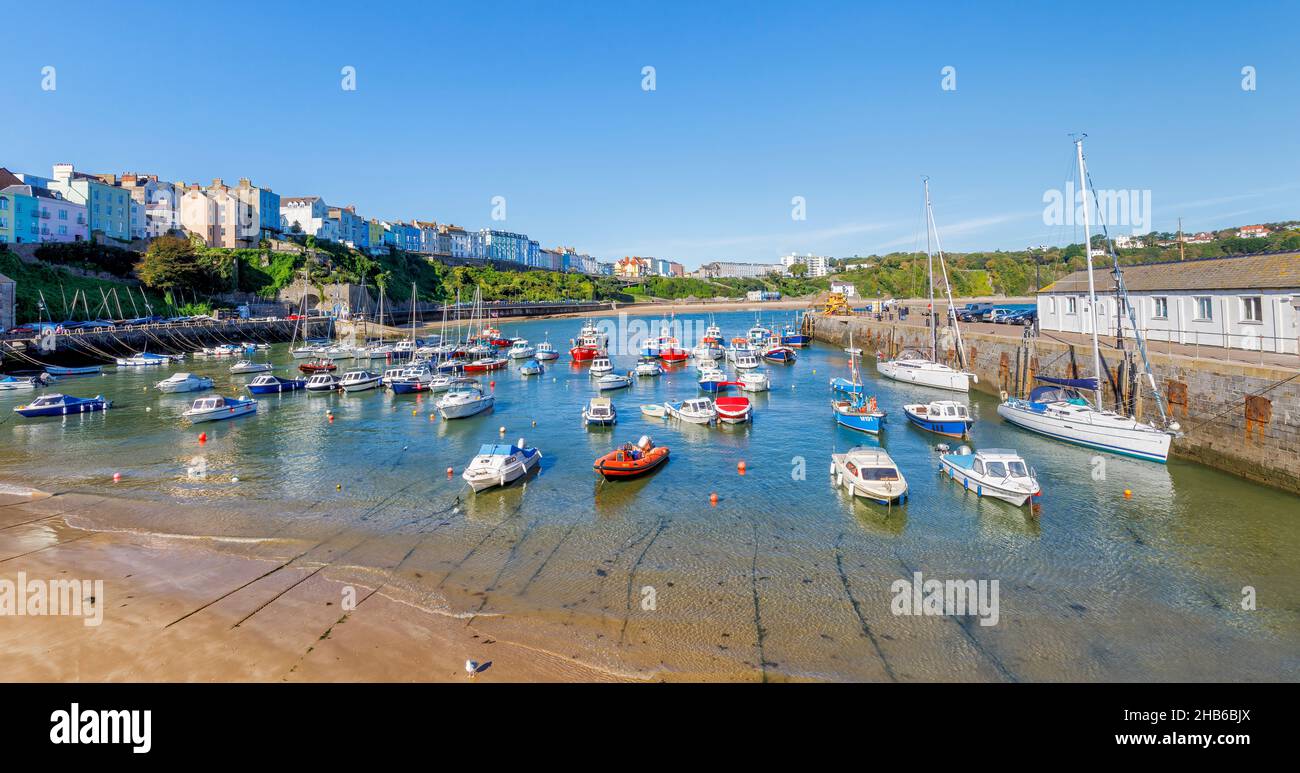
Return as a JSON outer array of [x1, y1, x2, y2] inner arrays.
[[465, 659, 479, 678]]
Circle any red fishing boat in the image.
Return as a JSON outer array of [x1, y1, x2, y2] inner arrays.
[[463, 357, 508, 373], [714, 396, 753, 423], [593, 436, 670, 480], [658, 337, 688, 363], [298, 359, 337, 374]]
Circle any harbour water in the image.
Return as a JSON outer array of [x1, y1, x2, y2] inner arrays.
[[1, 309, 1297, 681]]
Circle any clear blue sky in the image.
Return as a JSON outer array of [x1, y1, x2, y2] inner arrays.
[[2, 1, 1297, 268]]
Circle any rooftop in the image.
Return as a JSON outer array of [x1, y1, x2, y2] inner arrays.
[[1039, 251, 1300, 294]]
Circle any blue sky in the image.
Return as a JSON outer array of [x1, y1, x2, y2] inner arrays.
[[2, 1, 1297, 268]]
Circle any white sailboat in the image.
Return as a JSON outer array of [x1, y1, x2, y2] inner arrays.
[[876, 178, 977, 392], [996, 136, 1179, 463]]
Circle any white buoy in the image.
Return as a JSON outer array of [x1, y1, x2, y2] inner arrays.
[[232, 476, 240, 483], [465, 659, 479, 678]]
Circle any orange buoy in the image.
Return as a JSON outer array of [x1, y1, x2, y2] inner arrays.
[[112, 472, 121, 483], [198, 432, 207, 444], [328, 415, 334, 423], [446, 467, 454, 477], [1123, 489, 1132, 499], [489, 380, 496, 389], [709, 492, 718, 506], [737, 461, 747, 475]]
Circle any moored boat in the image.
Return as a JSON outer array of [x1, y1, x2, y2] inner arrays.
[[298, 359, 337, 374], [903, 400, 973, 438], [246, 374, 307, 394], [938, 446, 1041, 506], [518, 359, 544, 376], [593, 436, 670, 480], [155, 372, 214, 393], [230, 360, 272, 374], [830, 447, 908, 505], [832, 394, 886, 434], [338, 370, 381, 392], [45, 365, 101, 377], [634, 357, 663, 377], [116, 352, 174, 367], [535, 340, 560, 361], [436, 384, 494, 418], [714, 396, 752, 423], [589, 357, 614, 374], [663, 397, 716, 424], [760, 344, 797, 364], [304, 373, 340, 392], [597, 373, 632, 391], [582, 397, 617, 426], [463, 357, 507, 373], [182, 395, 256, 423], [507, 340, 536, 359], [0, 374, 51, 391], [14, 393, 111, 417], [462, 440, 542, 492], [738, 371, 770, 392]]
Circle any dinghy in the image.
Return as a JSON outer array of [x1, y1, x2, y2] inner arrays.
[[830, 447, 908, 505], [45, 365, 101, 377], [714, 396, 753, 424], [593, 436, 669, 480], [640, 404, 667, 419], [518, 359, 545, 376], [939, 446, 1041, 506], [462, 440, 541, 492], [298, 359, 337, 374]]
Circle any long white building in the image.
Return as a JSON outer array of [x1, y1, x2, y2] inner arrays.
[[1037, 251, 1300, 354]]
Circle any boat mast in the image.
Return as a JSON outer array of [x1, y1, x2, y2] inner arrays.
[[1075, 136, 1105, 411], [925, 179, 968, 370], [924, 177, 937, 361]]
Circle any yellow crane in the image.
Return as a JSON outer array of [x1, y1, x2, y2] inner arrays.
[[822, 292, 852, 316]]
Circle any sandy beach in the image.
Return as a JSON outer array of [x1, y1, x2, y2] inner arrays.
[[0, 485, 631, 682]]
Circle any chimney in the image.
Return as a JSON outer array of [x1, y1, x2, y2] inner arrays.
[[211, 178, 224, 189], [239, 177, 251, 188], [53, 163, 74, 181]]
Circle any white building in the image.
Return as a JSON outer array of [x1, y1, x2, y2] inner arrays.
[[700, 261, 783, 279], [281, 196, 337, 241], [830, 280, 857, 297], [780, 252, 829, 277], [1036, 251, 1300, 354]]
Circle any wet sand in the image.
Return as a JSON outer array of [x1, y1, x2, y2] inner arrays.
[[0, 486, 630, 682]]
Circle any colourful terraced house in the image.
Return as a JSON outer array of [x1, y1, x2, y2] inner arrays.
[[47, 163, 131, 241], [0, 185, 40, 245]]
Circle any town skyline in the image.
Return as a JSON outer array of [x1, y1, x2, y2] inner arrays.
[[1, 1, 1297, 269]]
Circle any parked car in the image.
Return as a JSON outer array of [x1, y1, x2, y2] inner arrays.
[[1010, 309, 1038, 326], [957, 303, 995, 322]]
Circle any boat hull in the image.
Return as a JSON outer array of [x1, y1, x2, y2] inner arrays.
[[876, 359, 973, 392], [903, 410, 971, 438], [15, 399, 111, 417], [996, 401, 1171, 463], [438, 395, 495, 419], [247, 380, 306, 394], [184, 402, 256, 423], [593, 447, 670, 479]]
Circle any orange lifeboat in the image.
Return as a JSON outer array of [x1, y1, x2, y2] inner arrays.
[[593, 437, 670, 480]]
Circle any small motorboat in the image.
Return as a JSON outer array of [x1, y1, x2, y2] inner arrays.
[[903, 400, 973, 438], [246, 374, 306, 394], [780, 325, 811, 347], [663, 397, 716, 425], [761, 344, 797, 364], [597, 373, 632, 391], [832, 394, 886, 434], [203, 345, 240, 357], [14, 393, 111, 417], [389, 367, 437, 394], [429, 375, 478, 392], [0, 374, 51, 391], [697, 369, 742, 394], [463, 357, 508, 373], [593, 436, 670, 480], [380, 366, 408, 386], [462, 440, 542, 492], [739, 371, 770, 392], [230, 360, 272, 374], [156, 372, 214, 393], [938, 446, 1041, 506], [298, 359, 337, 374], [830, 447, 908, 505], [305, 373, 340, 392], [640, 404, 667, 419], [582, 397, 617, 426], [507, 340, 536, 359], [339, 370, 381, 392], [635, 357, 663, 377], [436, 385, 495, 419], [589, 357, 614, 374], [732, 352, 760, 370], [45, 365, 101, 377], [714, 396, 753, 424], [518, 359, 544, 376], [535, 341, 560, 361], [183, 394, 257, 423], [116, 352, 173, 367]]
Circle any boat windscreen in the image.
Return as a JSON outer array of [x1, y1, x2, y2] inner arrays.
[[860, 467, 900, 481]]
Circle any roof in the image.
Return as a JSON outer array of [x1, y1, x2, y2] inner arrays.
[[1039, 251, 1300, 294], [0, 168, 24, 188]]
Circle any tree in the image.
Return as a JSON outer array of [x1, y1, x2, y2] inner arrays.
[[788, 263, 809, 278], [136, 236, 207, 297]]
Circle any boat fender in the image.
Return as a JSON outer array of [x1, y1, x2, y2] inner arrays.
[[999, 389, 1008, 401]]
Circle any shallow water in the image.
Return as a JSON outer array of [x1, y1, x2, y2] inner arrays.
[[2, 309, 1297, 681]]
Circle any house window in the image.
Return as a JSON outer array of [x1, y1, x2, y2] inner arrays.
[[0, 199, 7, 210], [1065, 296, 1077, 314], [1195, 296, 1214, 321], [1047, 297, 1056, 313], [58, 209, 67, 220], [1152, 297, 1168, 318], [1241, 296, 1263, 323]]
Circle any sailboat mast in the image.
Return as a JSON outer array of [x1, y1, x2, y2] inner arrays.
[[1076, 137, 1105, 411], [926, 186, 968, 370], [924, 177, 937, 360]]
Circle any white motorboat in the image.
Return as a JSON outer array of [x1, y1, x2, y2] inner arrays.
[[305, 373, 339, 392], [589, 357, 614, 374], [939, 446, 1041, 506], [462, 440, 542, 492], [183, 395, 257, 423], [596, 373, 632, 391], [582, 397, 617, 426], [830, 447, 908, 505], [535, 341, 560, 361], [663, 397, 716, 424], [291, 346, 322, 359], [507, 340, 536, 359], [229, 360, 272, 374], [0, 374, 51, 391], [732, 352, 760, 370], [116, 352, 174, 367], [738, 371, 769, 392], [436, 385, 495, 419], [338, 370, 381, 392], [155, 372, 213, 393], [635, 358, 663, 377]]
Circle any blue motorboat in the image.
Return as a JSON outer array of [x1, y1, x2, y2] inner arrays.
[[780, 325, 811, 347], [902, 400, 973, 438], [245, 374, 306, 394], [14, 393, 112, 418], [518, 359, 544, 376], [760, 344, 797, 364], [832, 393, 886, 434]]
